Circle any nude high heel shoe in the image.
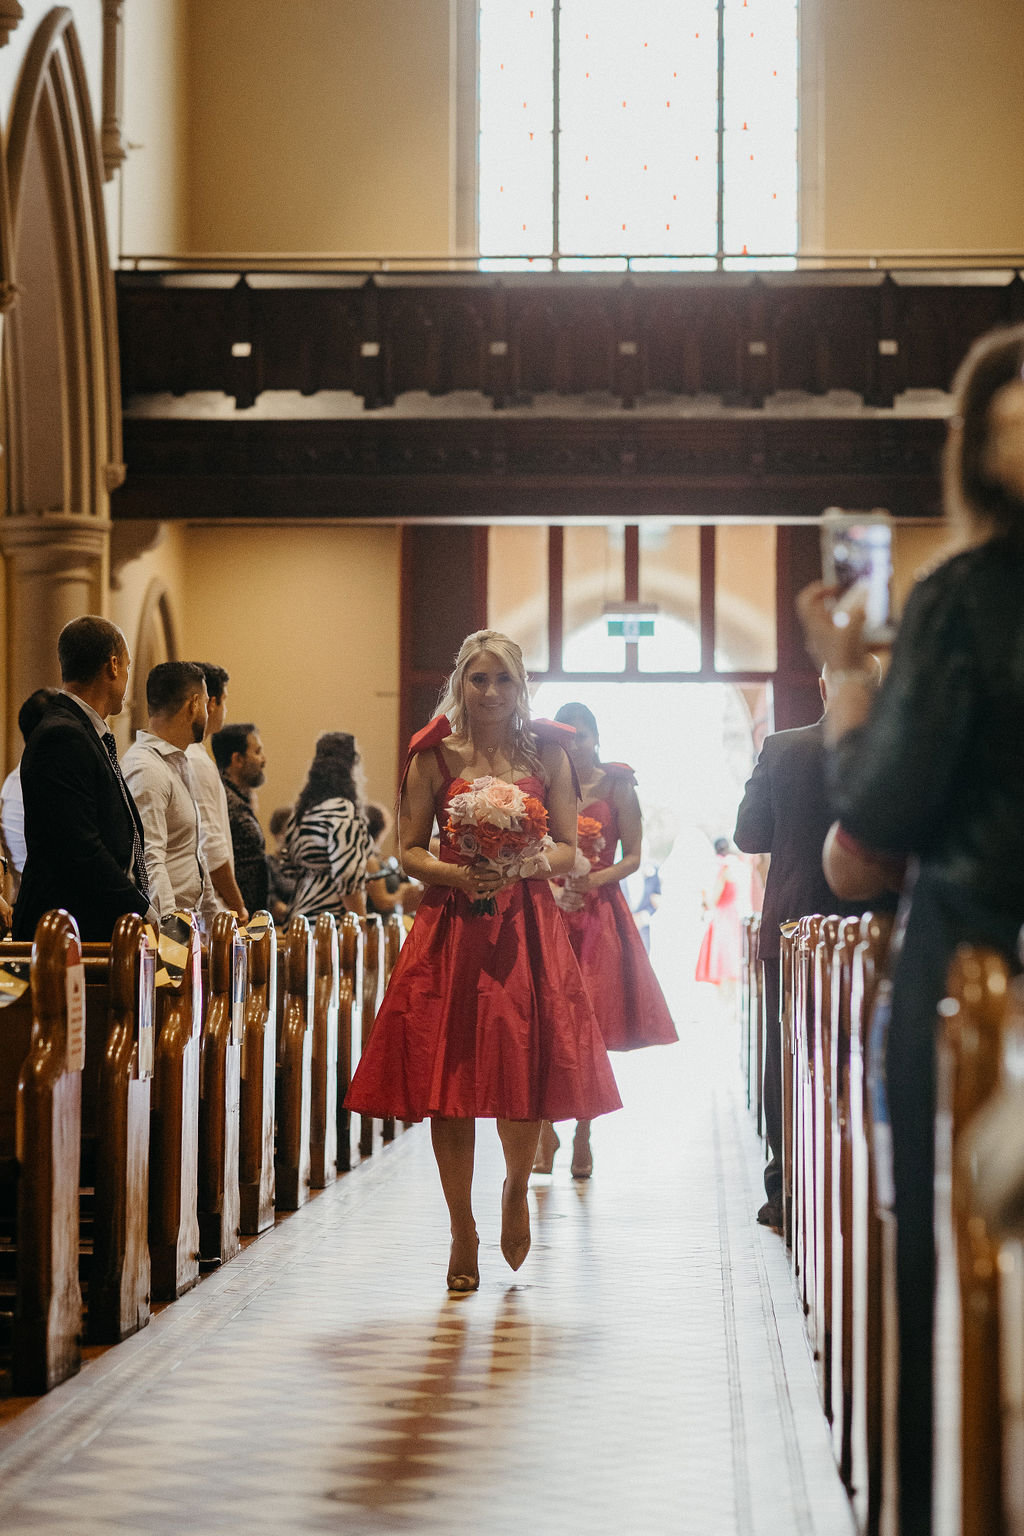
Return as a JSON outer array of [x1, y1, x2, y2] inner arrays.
[[532, 1121, 559, 1175], [571, 1122, 593, 1180]]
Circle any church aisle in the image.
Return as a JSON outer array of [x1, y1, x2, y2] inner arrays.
[[0, 1009, 855, 1536]]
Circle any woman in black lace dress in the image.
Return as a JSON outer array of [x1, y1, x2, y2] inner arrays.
[[799, 325, 1024, 1536]]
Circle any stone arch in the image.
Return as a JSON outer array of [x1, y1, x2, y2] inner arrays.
[[130, 578, 179, 738], [5, 6, 122, 522], [0, 7, 123, 753]]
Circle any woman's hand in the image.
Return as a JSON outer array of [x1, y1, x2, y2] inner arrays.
[[796, 580, 869, 671], [457, 863, 509, 901], [567, 868, 594, 894]]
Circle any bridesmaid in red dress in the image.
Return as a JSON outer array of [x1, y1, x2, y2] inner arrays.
[[345, 632, 621, 1293], [535, 702, 677, 1179]]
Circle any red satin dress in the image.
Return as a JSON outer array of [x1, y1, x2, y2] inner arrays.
[[563, 765, 678, 1052], [344, 722, 622, 1123]]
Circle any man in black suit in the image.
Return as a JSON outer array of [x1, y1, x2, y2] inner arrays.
[[15, 616, 153, 942], [734, 662, 880, 1228]]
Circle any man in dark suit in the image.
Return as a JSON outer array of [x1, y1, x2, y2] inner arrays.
[[15, 616, 153, 942], [734, 662, 881, 1228]]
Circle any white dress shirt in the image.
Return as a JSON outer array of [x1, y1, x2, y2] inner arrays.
[[122, 730, 216, 925], [186, 742, 235, 913], [1, 763, 25, 871]]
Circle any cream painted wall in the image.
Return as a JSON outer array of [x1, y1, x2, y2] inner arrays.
[[120, 0, 190, 256], [185, 0, 451, 254], [180, 0, 1024, 259], [819, 0, 1024, 253], [177, 525, 401, 832]]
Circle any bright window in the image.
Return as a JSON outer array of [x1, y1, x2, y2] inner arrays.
[[478, 0, 798, 270]]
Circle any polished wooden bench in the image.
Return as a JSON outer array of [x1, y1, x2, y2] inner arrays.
[[276, 914, 313, 1210], [309, 912, 339, 1189], [198, 911, 244, 1266], [335, 913, 363, 1173], [80, 915, 156, 1343], [238, 912, 277, 1234], [938, 945, 1012, 1536], [811, 915, 840, 1420], [0, 910, 85, 1393], [380, 912, 403, 1143], [149, 910, 203, 1302], [358, 913, 385, 1159], [829, 914, 862, 1491]]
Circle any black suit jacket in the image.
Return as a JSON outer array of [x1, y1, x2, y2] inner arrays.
[[734, 720, 863, 961], [14, 693, 149, 942]]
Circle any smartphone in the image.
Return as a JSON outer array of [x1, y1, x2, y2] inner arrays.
[[820, 508, 896, 645]]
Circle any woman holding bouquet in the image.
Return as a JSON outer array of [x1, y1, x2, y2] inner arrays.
[[535, 702, 677, 1179], [345, 632, 620, 1292]]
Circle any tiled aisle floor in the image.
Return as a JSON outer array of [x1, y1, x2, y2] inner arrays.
[[0, 1002, 856, 1536]]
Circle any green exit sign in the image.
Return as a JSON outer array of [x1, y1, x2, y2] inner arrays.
[[607, 618, 655, 639]]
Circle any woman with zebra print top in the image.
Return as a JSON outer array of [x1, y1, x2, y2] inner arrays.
[[284, 733, 372, 921]]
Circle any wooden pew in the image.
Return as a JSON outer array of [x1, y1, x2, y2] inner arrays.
[[848, 910, 893, 1536], [80, 915, 156, 1344], [309, 912, 339, 1189], [198, 912, 244, 1267], [0, 910, 84, 1393], [780, 923, 798, 1251], [793, 914, 821, 1340], [829, 914, 862, 1489], [811, 914, 840, 1421], [335, 913, 363, 1173], [238, 913, 277, 1235], [358, 913, 385, 1159], [149, 911, 203, 1303], [938, 946, 1012, 1536], [380, 913, 403, 1143], [276, 914, 313, 1210]]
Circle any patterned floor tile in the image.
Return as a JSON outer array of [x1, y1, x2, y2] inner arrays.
[[0, 998, 855, 1536]]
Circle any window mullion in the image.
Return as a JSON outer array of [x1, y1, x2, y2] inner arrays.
[[552, 0, 560, 263], [716, 0, 725, 269]]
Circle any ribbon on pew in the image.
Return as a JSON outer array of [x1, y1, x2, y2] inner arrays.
[[154, 912, 192, 990], [239, 911, 271, 944], [0, 958, 29, 1006]]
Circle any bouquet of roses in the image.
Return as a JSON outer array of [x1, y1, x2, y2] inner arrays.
[[549, 814, 604, 913], [445, 776, 555, 915]]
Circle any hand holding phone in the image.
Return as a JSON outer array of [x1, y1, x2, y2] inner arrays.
[[820, 508, 896, 645]]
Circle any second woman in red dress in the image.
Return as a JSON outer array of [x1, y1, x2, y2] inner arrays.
[[535, 701, 677, 1179]]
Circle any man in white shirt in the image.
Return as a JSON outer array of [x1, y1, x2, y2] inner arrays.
[[186, 662, 248, 922], [1, 687, 60, 878], [122, 661, 218, 928]]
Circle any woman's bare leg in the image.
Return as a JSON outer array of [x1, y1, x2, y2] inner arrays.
[[497, 1118, 541, 1271], [431, 1117, 479, 1290]]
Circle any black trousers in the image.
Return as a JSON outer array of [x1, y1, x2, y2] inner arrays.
[[760, 957, 783, 1206]]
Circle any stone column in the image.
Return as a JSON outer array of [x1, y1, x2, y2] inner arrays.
[[0, 515, 110, 759]]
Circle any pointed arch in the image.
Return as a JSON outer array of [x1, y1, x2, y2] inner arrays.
[[5, 5, 123, 524]]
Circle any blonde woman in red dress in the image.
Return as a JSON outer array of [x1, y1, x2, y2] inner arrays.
[[345, 633, 620, 1292], [534, 702, 677, 1179]]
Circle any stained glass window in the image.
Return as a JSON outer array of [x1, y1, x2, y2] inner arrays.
[[477, 0, 798, 270]]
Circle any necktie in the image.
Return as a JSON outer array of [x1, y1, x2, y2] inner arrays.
[[101, 732, 151, 902]]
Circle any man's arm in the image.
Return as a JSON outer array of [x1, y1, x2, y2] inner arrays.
[[122, 755, 177, 919], [734, 737, 776, 854]]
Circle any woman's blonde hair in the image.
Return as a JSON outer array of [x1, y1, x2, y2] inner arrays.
[[437, 629, 542, 774]]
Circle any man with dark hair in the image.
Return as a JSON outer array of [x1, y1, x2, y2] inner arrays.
[[186, 662, 248, 922], [211, 723, 269, 917], [1, 687, 60, 878], [14, 617, 153, 941], [734, 660, 886, 1230], [122, 662, 216, 924]]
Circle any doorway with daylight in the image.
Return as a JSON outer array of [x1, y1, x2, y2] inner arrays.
[[489, 523, 776, 1015]]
